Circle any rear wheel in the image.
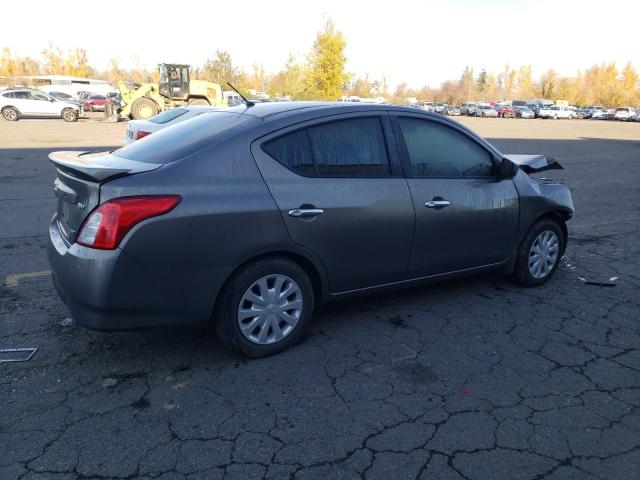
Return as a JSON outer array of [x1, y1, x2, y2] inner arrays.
[[2, 106, 19, 121], [61, 108, 78, 122], [513, 218, 565, 286], [216, 258, 314, 357], [131, 97, 159, 120], [187, 98, 209, 106]]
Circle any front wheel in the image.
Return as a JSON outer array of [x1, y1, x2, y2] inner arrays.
[[216, 258, 314, 357], [61, 108, 78, 122], [131, 97, 159, 120], [2, 107, 19, 121], [513, 218, 565, 286]]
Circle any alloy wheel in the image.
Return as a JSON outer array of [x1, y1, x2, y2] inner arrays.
[[237, 274, 303, 345], [3, 109, 17, 120], [528, 230, 559, 279]]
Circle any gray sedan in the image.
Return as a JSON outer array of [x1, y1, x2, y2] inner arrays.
[[48, 102, 573, 357]]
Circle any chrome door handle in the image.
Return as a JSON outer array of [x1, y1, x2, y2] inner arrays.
[[288, 208, 324, 218], [425, 200, 451, 208]]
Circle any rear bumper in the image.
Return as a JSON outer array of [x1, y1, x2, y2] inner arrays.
[[47, 215, 233, 330]]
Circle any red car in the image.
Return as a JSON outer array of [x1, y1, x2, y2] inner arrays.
[[496, 105, 515, 118], [84, 95, 112, 112]]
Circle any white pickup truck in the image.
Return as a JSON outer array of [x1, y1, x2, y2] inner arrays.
[[538, 105, 575, 119]]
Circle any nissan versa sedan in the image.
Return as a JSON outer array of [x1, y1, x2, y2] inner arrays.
[[48, 102, 573, 357]]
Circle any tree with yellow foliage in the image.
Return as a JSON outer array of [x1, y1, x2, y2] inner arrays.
[[304, 20, 350, 100]]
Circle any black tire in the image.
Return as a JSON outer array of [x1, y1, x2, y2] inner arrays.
[[187, 98, 209, 106], [131, 97, 159, 120], [513, 218, 565, 287], [2, 106, 19, 121], [61, 108, 78, 122], [215, 257, 315, 358]]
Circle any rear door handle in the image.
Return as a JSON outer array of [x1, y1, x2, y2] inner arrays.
[[288, 208, 324, 218], [424, 200, 451, 208]]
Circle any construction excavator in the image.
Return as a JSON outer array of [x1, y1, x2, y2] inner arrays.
[[118, 63, 226, 120]]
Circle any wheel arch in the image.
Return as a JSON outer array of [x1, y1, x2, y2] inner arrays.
[[210, 248, 329, 322], [523, 209, 571, 253], [1, 104, 20, 114]]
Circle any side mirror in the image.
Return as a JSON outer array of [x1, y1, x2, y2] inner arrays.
[[498, 157, 518, 179]]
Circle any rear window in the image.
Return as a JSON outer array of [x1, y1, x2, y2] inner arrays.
[[114, 111, 258, 164], [148, 108, 189, 124]]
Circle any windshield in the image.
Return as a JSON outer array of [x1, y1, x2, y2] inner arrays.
[[148, 108, 189, 124]]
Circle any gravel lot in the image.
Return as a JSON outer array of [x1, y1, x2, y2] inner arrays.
[[1, 116, 639, 480]]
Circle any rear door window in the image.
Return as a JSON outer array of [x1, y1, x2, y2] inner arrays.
[[263, 116, 391, 177], [262, 129, 315, 175]]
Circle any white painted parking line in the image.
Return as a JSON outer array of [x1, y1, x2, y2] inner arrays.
[[4, 270, 52, 287]]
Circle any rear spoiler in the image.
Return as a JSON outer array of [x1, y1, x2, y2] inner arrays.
[[502, 154, 563, 174], [49, 151, 160, 182]]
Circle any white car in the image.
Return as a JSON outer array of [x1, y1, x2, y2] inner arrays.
[[0, 89, 82, 122], [538, 105, 574, 119], [123, 106, 218, 144], [613, 107, 636, 121], [476, 104, 498, 117]]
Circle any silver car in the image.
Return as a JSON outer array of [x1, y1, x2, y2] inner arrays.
[[476, 104, 498, 117], [48, 102, 573, 357]]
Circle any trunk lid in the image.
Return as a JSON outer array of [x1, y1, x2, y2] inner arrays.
[[49, 150, 160, 243]]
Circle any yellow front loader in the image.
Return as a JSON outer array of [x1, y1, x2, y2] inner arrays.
[[118, 64, 226, 120]]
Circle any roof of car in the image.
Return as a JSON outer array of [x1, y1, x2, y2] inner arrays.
[[224, 100, 451, 120]]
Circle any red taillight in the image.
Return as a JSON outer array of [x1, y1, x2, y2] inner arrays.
[[135, 130, 151, 140], [76, 196, 181, 250]]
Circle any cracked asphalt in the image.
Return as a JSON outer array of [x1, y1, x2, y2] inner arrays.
[[1, 118, 639, 479]]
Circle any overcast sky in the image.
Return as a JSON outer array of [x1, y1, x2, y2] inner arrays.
[[2, 0, 638, 88]]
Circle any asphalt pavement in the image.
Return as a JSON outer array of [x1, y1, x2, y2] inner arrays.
[[1, 117, 639, 480]]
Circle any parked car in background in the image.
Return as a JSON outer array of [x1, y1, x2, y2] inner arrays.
[[460, 102, 476, 115], [538, 105, 575, 119], [631, 110, 640, 122], [84, 95, 112, 112], [496, 105, 516, 118], [514, 106, 535, 118], [527, 100, 554, 118], [47, 102, 574, 357], [124, 106, 218, 144], [433, 103, 448, 114], [613, 107, 636, 121], [444, 105, 461, 116], [575, 108, 590, 119], [587, 107, 608, 119], [107, 92, 122, 107], [0, 88, 82, 122], [476, 104, 498, 117]]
